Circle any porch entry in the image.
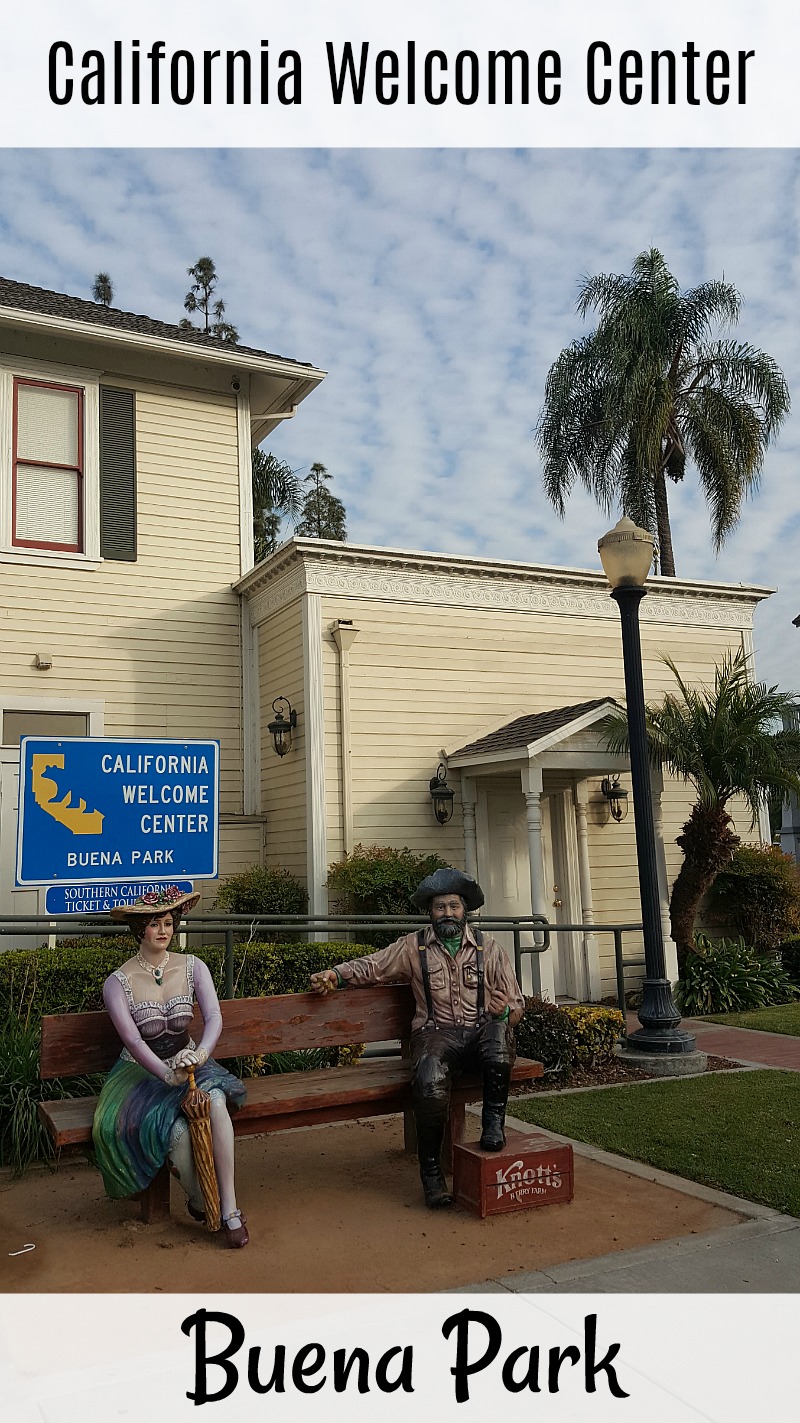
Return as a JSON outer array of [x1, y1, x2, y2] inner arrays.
[[477, 780, 583, 1000]]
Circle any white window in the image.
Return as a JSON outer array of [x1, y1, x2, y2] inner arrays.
[[0, 357, 101, 566], [14, 378, 84, 551]]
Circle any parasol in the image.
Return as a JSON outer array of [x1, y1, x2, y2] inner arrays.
[[180, 1069, 221, 1232]]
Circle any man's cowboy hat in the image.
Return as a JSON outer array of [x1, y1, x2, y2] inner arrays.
[[411, 867, 485, 912], [110, 885, 199, 920]]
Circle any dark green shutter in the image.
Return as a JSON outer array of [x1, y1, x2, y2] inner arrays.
[[100, 387, 137, 561]]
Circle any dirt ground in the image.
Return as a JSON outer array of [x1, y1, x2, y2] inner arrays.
[[1, 1116, 744, 1293]]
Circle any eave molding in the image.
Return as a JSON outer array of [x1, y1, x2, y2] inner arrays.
[[237, 541, 765, 631]]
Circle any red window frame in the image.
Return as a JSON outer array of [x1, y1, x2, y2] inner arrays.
[[12, 377, 85, 553]]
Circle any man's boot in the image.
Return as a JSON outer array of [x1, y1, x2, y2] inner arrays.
[[416, 1113, 453, 1208], [480, 1062, 512, 1151]]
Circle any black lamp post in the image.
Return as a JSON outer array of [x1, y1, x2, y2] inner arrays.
[[598, 518, 696, 1055]]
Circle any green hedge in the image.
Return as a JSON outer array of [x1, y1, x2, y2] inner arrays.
[[780, 935, 800, 986], [677, 935, 798, 1016], [0, 938, 371, 1024]]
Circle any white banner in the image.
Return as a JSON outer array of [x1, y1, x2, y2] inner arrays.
[[0, 0, 797, 147], [1, 1293, 797, 1422]]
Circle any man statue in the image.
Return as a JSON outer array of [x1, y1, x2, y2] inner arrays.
[[310, 867, 524, 1209]]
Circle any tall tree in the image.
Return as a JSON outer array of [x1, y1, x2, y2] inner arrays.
[[92, 272, 114, 306], [181, 256, 239, 343], [295, 462, 347, 541], [602, 648, 800, 963], [536, 249, 790, 576], [251, 448, 302, 562]]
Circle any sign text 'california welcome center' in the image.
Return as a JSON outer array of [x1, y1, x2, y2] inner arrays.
[[16, 738, 219, 888]]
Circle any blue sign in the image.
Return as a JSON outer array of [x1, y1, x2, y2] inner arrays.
[[16, 738, 219, 887], [45, 880, 194, 916]]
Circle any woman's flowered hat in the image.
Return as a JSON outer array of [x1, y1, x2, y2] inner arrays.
[[110, 885, 199, 920]]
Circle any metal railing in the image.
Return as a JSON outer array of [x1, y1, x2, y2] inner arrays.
[[0, 911, 646, 1016]]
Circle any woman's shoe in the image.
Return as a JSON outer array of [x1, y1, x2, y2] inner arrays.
[[187, 1201, 206, 1223], [222, 1210, 249, 1248]]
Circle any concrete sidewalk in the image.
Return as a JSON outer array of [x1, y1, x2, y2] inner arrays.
[[458, 1106, 800, 1293]]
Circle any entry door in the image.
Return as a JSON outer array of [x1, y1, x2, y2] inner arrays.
[[540, 794, 581, 1000], [0, 751, 44, 949], [478, 781, 562, 996]]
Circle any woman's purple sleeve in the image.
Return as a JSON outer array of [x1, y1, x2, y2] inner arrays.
[[193, 957, 223, 1057], [102, 974, 172, 1082]]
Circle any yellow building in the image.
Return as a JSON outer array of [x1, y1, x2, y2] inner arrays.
[[0, 277, 771, 999], [237, 537, 770, 1000], [0, 276, 324, 930]]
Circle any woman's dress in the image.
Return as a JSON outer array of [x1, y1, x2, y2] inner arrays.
[[92, 955, 246, 1200]]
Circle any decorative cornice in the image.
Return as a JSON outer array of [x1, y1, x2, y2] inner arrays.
[[236, 539, 769, 631]]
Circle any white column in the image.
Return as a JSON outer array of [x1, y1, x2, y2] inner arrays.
[[331, 620, 360, 856], [236, 384, 255, 576], [240, 598, 261, 817], [574, 780, 601, 1001], [460, 775, 478, 881], [302, 592, 328, 925], [521, 763, 556, 1001], [650, 766, 679, 983]]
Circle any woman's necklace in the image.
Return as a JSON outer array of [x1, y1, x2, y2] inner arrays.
[[136, 950, 170, 986]]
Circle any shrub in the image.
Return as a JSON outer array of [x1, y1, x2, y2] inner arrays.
[[0, 939, 370, 1024], [514, 996, 577, 1081], [779, 935, 800, 986], [563, 1004, 625, 1067], [676, 934, 798, 1016], [0, 1020, 103, 1175], [326, 844, 449, 915], [326, 844, 450, 946], [709, 845, 800, 951], [214, 865, 308, 917]]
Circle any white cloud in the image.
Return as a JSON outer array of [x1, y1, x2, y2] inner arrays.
[[0, 147, 797, 685]]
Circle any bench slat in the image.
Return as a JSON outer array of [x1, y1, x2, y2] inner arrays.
[[38, 1057, 543, 1149], [39, 985, 417, 1078]]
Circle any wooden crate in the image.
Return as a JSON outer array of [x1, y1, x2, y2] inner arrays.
[[453, 1130, 574, 1218]]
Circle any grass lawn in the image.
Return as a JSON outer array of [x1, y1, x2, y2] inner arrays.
[[703, 1002, 800, 1036], [511, 1070, 800, 1217]]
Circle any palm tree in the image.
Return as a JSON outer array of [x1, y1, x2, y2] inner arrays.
[[536, 249, 790, 576], [252, 448, 302, 562], [602, 648, 800, 963]]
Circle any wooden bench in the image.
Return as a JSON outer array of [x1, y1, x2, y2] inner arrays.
[[39, 985, 543, 1222]]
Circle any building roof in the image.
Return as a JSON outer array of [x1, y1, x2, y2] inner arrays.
[[449, 699, 616, 760], [0, 274, 313, 368]]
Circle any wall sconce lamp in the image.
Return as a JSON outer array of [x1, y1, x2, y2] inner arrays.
[[429, 763, 455, 825], [601, 775, 629, 823], [268, 697, 297, 757]]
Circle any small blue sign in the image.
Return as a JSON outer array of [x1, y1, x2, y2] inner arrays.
[[45, 880, 194, 916], [16, 738, 219, 887]]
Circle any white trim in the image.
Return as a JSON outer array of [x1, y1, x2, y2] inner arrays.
[[236, 383, 255, 578], [331, 621, 360, 856], [0, 696, 105, 743], [240, 600, 260, 817], [302, 592, 328, 917], [0, 305, 326, 383]]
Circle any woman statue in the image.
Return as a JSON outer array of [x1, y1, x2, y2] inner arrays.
[[92, 885, 249, 1248]]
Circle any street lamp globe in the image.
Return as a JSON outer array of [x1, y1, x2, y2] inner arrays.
[[598, 517, 654, 590]]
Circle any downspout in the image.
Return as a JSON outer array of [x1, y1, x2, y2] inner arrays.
[[331, 620, 360, 855]]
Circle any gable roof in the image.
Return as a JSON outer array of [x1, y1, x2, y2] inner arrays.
[[0, 275, 313, 369], [449, 698, 618, 761]]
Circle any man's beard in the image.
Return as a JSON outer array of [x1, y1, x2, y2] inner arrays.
[[433, 915, 464, 938]]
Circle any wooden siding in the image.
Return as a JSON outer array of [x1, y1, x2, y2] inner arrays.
[[0, 378, 246, 829]]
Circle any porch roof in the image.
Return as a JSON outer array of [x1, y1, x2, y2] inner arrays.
[[448, 698, 620, 767]]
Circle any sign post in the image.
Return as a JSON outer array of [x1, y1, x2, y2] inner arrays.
[[16, 737, 219, 888]]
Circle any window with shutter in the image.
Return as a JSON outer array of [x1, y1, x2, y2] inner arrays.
[[13, 379, 84, 551]]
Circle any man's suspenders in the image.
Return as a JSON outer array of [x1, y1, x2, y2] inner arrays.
[[417, 928, 484, 1029]]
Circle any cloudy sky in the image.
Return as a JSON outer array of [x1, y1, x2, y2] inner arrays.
[[0, 147, 798, 688]]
